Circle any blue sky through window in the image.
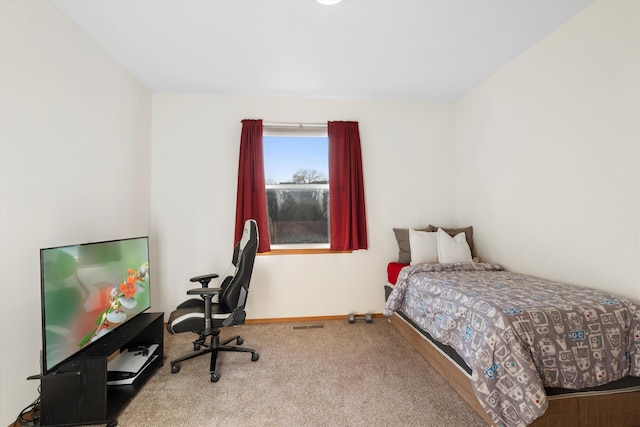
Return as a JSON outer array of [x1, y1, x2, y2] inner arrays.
[[263, 136, 328, 184]]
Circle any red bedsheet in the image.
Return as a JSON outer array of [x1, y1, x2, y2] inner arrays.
[[387, 262, 409, 284]]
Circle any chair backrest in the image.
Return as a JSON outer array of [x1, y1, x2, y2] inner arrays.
[[219, 220, 258, 320], [217, 220, 254, 291], [216, 242, 240, 289]]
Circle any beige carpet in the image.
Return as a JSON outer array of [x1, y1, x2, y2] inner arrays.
[[113, 318, 486, 426]]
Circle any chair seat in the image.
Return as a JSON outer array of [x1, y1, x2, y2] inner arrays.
[[167, 302, 232, 334]]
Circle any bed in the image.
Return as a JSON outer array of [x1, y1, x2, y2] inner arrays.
[[384, 226, 640, 427]]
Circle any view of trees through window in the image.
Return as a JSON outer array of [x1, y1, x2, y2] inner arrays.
[[263, 135, 329, 246]]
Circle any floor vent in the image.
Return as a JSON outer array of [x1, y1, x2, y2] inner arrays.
[[292, 324, 324, 330]]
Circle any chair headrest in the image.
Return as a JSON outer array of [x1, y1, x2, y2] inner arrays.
[[239, 219, 258, 252]]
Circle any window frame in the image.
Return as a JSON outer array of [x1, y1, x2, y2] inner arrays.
[[262, 124, 334, 254]]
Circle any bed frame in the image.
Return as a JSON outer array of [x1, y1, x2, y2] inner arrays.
[[388, 312, 640, 427]]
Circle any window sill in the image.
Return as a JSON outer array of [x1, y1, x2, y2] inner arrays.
[[259, 248, 352, 255]]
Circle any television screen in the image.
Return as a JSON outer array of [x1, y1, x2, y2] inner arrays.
[[40, 236, 151, 374]]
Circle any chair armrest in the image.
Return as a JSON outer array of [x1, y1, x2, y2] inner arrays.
[[190, 273, 220, 287], [186, 287, 222, 296]]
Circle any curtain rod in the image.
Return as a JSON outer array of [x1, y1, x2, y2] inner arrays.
[[263, 121, 327, 128]]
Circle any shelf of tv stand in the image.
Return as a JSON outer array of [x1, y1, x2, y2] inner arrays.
[[105, 353, 161, 419], [39, 312, 164, 427]]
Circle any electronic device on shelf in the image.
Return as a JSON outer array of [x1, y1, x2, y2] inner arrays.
[[39, 236, 151, 376], [107, 344, 159, 385], [107, 344, 158, 385]]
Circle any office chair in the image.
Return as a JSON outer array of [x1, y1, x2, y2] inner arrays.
[[166, 219, 259, 382]]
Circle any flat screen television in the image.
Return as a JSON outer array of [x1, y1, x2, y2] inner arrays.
[[39, 236, 151, 375]]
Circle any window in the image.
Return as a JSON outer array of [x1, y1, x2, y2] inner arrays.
[[263, 126, 330, 250], [235, 119, 367, 254]]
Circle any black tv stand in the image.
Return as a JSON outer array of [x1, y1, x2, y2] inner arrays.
[[35, 312, 164, 427]]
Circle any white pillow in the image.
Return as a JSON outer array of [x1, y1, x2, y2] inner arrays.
[[437, 228, 473, 264], [409, 229, 438, 265]]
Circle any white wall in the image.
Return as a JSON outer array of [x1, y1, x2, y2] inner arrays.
[[151, 95, 456, 319], [454, 0, 640, 300], [0, 1, 151, 422]]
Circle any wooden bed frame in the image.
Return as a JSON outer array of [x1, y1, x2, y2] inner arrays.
[[388, 313, 640, 427]]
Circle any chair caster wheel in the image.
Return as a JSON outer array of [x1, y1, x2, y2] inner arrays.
[[251, 353, 259, 362], [237, 337, 243, 345], [194, 344, 201, 351], [171, 364, 180, 374], [211, 372, 220, 382]]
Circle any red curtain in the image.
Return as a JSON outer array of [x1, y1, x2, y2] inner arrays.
[[328, 121, 368, 251], [235, 119, 271, 253]]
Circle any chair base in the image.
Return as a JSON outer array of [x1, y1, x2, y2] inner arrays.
[[169, 333, 259, 382]]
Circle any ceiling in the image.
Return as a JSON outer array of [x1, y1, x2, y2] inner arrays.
[[52, 0, 595, 102]]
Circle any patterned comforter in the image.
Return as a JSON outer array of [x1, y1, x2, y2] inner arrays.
[[383, 263, 640, 427]]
